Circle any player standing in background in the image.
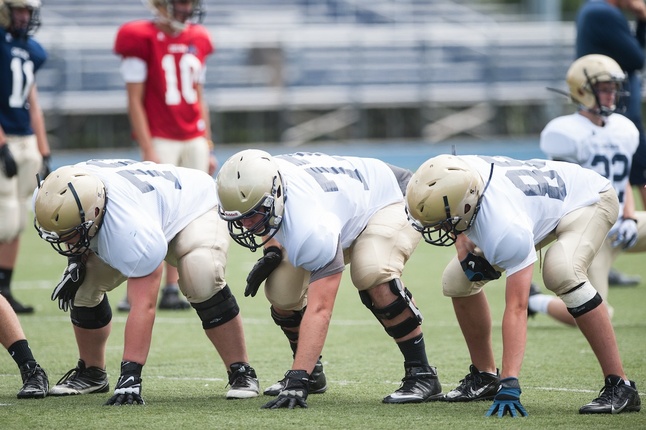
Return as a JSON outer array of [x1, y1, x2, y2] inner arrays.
[[113, 0, 216, 311], [217, 150, 443, 409], [33, 160, 259, 405], [0, 0, 51, 314], [576, 0, 646, 222], [406, 154, 641, 416], [529, 55, 646, 326]]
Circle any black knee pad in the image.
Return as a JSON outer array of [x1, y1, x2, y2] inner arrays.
[[70, 295, 112, 329], [359, 279, 423, 339], [191, 285, 240, 329], [270, 306, 305, 343]]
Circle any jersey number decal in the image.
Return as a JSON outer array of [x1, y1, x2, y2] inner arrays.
[[9, 58, 34, 108], [278, 153, 369, 192], [505, 169, 566, 200], [481, 156, 566, 200], [161, 54, 201, 106], [591, 154, 629, 203], [87, 160, 181, 192]]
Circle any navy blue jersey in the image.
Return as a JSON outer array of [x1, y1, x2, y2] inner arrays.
[[576, 0, 646, 185], [0, 27, 47, 135]]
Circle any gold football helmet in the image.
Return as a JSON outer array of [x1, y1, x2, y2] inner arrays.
[[34, 166, 107, 257], [0, 0, 41, 37], [405, 154, 484, 246], [216, 149, 284, 251], [566, 54, 626, 116]]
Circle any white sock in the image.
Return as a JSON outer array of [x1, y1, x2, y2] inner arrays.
[[528, 293, 553, 314]]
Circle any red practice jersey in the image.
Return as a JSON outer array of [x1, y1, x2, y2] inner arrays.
[[114, 20, 214, 140]]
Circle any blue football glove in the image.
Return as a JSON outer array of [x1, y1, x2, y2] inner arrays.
[[261, 370, 309, 409], [485, 377, 527, 418]]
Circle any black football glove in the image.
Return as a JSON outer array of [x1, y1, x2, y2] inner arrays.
[[39, 154, 52, 179], [261, 370, 309, 409], [460, 252, 501, 282], [51, 255, 86, 312], [0, 144, 17, 178], [245, 246, 282, 297], [105, 361, 145, 406]]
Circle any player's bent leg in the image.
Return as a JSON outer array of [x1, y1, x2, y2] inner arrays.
[[360, 279, 442, 404], [263, 306, 328, 396], [49, 296, 111, 396], [191, 287, 259, 399]]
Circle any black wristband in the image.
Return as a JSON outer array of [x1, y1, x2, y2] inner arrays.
[[264, 246, 281, 256], [121, 361, 144, 377]]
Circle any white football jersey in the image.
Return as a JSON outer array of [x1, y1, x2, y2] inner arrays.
[[273, 153, 403, 271], [77, 159, 217, 277], [461, 155, 611, 276], [540, 112, 638, 215]]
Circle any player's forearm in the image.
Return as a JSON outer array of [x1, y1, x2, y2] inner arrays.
[[198, 86, 212, 141], [291, 276, 339, 374], [122, 268, 163, 364], [500, 268, 532, 379], [500, 307, 527, 379], [122, 312, 154, 365], [28, 87, 50, 156], [127, 102, 154, 158], [623, 183, 637, 219]]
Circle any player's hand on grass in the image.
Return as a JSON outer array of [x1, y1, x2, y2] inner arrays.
[[485, 377, 527, 418], [261, 370, 309, 409], [105, 362, 145, 406]]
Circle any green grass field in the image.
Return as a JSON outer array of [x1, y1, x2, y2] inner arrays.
[[1, 218, 645, 430]]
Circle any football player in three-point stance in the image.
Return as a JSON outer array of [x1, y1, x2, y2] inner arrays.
[[113, 0, 216, 311], [0, 0, 51, 313], [529, 54, 646, 326], [406, 153, 641, 416], [33, 160, 259, 405], [217, 150, 443, 409]]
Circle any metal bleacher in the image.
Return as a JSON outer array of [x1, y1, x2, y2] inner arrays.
[[35, 0, 575, 143]]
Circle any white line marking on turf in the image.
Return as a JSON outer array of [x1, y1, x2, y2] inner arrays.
[[0, 372, 597, 393]]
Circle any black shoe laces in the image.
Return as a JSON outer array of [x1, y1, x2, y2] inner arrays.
[[22, 367, 44, 385], [55, 365, 82, 386], [594, 382, 618, 404]]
